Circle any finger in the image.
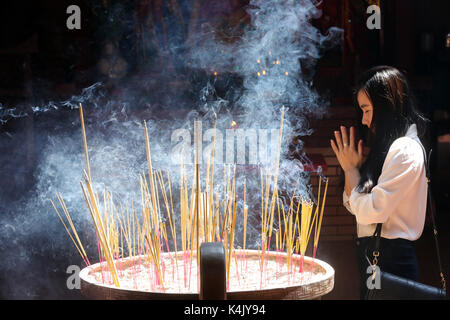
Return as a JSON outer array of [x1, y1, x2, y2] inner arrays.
[[358, 139, 363, 158], [340, 126, 349, 148], [334, 130, 343, 151], [349, 126, 356, 150], [330, 139, 339, 156]]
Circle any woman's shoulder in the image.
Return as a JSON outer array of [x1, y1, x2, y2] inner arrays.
[[387, 136, 425, 165]]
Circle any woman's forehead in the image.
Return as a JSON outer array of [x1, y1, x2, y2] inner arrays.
[[357, 90, 372, 107]]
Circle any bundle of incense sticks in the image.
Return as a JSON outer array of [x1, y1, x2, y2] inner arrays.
[[52, 104, 329, 291]]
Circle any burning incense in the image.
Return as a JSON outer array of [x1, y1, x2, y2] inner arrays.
[[145, 234, 164, 287], [51, 197, 90, 266], [81, 173, 120, 287], [194, 120, 201, 271], [53, 106, 330, 293], [298, 199, 313, 273], [79, 104, 91, 181], [313, 176, 328, 261], [243, 178, 248, 268]]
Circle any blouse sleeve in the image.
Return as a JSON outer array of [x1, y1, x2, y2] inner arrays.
[[347, 137, 424, 226], [343, 190, 354, 215]]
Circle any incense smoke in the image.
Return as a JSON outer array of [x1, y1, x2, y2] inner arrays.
[[0, 0, 341, 299]]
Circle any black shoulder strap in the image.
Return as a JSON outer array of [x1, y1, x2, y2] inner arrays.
[[373, 147, 446, 290], [423, 149, 446, 290]]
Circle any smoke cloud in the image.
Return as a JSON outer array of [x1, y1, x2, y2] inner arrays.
[[0, 0, 341, 299]]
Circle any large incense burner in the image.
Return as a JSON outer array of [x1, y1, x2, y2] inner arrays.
[[80, 249, 334, 300]]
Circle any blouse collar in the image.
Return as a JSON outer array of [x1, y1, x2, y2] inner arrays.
[[405, 124, 418, 139]]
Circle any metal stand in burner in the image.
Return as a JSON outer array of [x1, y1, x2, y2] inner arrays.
[[199, 242, 227, 300]]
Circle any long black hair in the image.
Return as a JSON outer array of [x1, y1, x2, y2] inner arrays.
[[354, 66, 430, 193]]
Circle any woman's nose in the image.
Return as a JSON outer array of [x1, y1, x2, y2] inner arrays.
[[362, 115, 368, 126]]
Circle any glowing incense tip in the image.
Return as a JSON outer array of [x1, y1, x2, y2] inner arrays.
[[213, 71, 218, 77]]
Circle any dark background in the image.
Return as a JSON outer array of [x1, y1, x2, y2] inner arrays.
[[0, 0, 449, 299]]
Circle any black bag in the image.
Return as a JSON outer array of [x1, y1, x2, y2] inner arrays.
[[366, 149, 447, 300]]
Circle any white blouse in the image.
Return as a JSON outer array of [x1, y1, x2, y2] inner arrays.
[[343, 124, 427, 240]]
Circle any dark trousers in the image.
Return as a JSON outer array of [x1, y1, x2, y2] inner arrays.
[[356, 237, 419, 300]]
